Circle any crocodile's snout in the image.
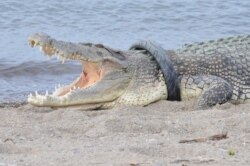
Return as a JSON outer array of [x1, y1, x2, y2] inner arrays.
[[28, 33, 52, 47]]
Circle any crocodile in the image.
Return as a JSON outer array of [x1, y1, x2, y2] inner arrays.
[[27, 33, 250, 109]]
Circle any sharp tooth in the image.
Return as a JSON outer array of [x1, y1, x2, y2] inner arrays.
[[73, 86, 76, 90], [28, 93, 33, 97], [45, 90, 49, 96], [35, 91, 38, 96], [39, 46, 43, 52], [62, 58, 65, 64]]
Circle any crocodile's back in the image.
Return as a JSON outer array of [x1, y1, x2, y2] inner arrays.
[[170, 35, 250, 103]]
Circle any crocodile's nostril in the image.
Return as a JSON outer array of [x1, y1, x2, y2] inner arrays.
[[30, 40, 35, 47]]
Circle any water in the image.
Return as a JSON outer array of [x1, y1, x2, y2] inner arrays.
[[0, 0, 250, 104]]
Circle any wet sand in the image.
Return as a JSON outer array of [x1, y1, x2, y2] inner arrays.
[[0, 100, 250, 166]]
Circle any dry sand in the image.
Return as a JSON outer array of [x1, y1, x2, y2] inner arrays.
[[0, 100, 250, 166]]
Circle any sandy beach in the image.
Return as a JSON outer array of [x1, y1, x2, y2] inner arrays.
[[0, 100, 249, 166]]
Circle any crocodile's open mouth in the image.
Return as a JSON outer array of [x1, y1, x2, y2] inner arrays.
[[54, 61, 104, 96], [28, 38, 105, 98]]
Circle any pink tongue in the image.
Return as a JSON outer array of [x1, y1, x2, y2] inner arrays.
[[82, 71, 87, 82]]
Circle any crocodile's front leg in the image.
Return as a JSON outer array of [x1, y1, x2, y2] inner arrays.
[[180, 75, 233, 109]]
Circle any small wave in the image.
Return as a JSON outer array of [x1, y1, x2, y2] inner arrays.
[[0, 61, 81, 78]]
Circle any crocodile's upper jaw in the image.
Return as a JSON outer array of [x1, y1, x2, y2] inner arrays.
[[27, 33, 130, 107]]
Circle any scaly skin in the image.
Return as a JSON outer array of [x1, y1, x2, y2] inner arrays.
[[27, 33, 250, 109], [170, 35, 250, 108]]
